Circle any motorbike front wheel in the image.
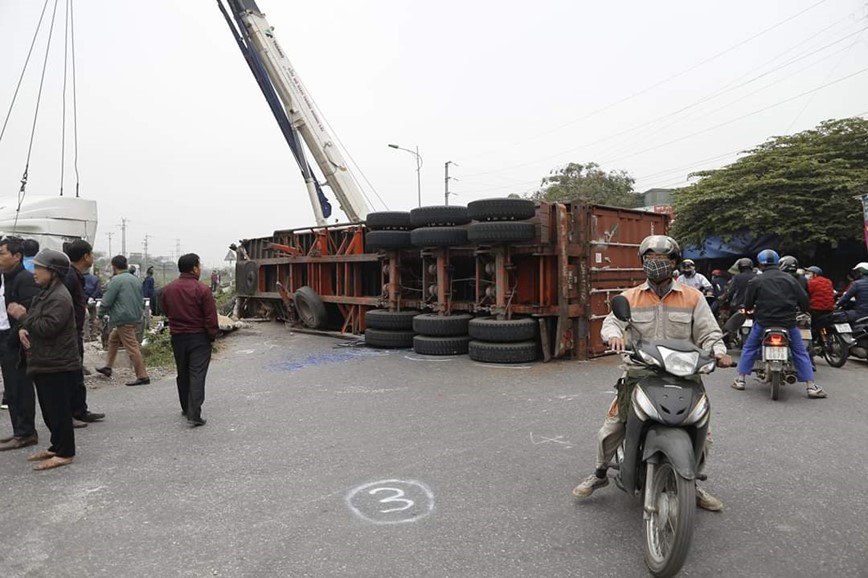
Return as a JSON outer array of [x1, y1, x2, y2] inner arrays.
[[770, 370, 781, 400], [644, 461, 696, 577], [822, 333, 849, 368]]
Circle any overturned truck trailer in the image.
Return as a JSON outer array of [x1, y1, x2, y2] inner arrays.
[[233, 200, 667, 360]]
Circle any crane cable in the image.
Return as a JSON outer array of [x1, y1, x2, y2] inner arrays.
[[13, 0, 62, 233], [60, 0, 81, 198]]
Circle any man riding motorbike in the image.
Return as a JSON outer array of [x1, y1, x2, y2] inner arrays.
[[780, 255, 808, 292], [805, 266, 835, 340], [572, 235, 732, 511], [836, 263, 868, 323], [732, 250, 826, 398], [676, 259, 714, 293], [722, 258, 756, 345]]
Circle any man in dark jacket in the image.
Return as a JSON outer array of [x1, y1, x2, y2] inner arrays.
[[160, 253, 219, 427], [733, 250, 826, 399], [836, 263, 868, 323], [0, 237, 41, 451], [63, 240, 105, 424]]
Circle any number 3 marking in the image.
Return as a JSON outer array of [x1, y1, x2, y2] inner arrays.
[[369, 487, 414, 513]]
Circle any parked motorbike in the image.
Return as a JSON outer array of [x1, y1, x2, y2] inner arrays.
[[813, 311, 852, 368], [847, 315, 868, 361], [609, 295, 719, 577]]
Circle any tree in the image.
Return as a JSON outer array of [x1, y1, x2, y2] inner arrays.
[[672, 117, 868, 252], [530, 162, 641, 208]]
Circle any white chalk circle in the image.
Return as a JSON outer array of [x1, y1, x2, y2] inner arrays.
[[346, 479, 435, 525]]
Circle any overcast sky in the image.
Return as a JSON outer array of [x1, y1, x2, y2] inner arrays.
[[1, 0, 866, 266]]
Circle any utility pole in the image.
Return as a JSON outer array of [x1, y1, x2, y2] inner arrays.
[[444, 161, 457, 205], [119, 218, 129, 257], [142, 235, 151, 270], [175, 238, 181, 261], [105, 232, 114, 256]]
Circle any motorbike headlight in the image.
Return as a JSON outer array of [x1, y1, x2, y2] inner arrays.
[[632, 386, 661, 422], [637, 348, 663, 368], [683, 393, 709, 426], [657, 346, 699, 377], [697, 360, 716, 374]]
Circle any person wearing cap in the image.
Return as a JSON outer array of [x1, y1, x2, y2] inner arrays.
[[732, 249, 826, 399], [836, 263, 868, 323], [7, 249, 80, 470], [0, 236, 41, 451], [95, 255, 150, 386]]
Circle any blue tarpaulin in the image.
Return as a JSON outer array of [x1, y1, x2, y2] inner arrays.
[[683, 232, 779, 260]]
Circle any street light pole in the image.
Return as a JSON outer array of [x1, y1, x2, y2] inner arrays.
[[388, 143, 423, 207], [444, 160, 457, 205]]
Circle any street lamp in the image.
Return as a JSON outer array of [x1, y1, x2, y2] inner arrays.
[[388, 143, 423, 207]]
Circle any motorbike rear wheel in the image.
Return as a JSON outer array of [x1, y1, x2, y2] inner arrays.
[[643, 461, 696, 578], [822, 333, 849, 368], [770, 371, 781, 401]]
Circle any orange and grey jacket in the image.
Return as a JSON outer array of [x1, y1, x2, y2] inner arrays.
[[601, 281, 726, 358]]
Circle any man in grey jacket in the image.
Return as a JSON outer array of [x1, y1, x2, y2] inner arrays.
[[95, 255, 150, 386]]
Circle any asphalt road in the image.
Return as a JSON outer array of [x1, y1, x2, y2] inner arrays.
[[0, 322, 866, 578]]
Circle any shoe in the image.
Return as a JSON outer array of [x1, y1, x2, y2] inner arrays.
[[27, 451, 56, 462], [0, 399, 7, 410], [572, 473, 609, 497], [33, 456, 73, 471], [75, 411, 105, 422], [95, 367, 112, 378], [807, 384, 827, 399], [0, 434, 38, 451], [0, 434, 14, 443], [731, 377, 745, 391], [188, 416, 207, 427], [72, 419, 88, 429], [696, 486, 723, 512], [126, 377, 151, 386]]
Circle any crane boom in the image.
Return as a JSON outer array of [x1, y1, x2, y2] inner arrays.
[[223, 0, 369, 224]]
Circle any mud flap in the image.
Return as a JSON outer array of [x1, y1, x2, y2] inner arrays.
[[642, 426, 697, 481]]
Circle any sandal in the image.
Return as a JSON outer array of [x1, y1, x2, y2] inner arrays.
[[33, 456, 73, 471], [27, 451, 57, 462]]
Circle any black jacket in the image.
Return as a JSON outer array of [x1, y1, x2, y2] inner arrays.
[[63, 267, 87, 334], [743, 267, 809, 329], [723, 270, 756, 309], [1, 264, 41, 355], [20, 279, 81, 375]]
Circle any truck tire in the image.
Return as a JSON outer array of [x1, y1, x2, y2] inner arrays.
[[294, 286, 327, 329], [364, 328, 415, 349], [413, 335, 472, 356], [366, 230, 412, 251], [467, 198, 536, 221], [411, 226, 468, 247], [366, 211, 413, 230], [469, 340, 538, 363], [410, 205, 471, 227], [412, 313, 473, 336], [467, 222, 536, 244], [468, 316, 537, 342], [238, 261, 259, 295], [365, 309, 419, 330]]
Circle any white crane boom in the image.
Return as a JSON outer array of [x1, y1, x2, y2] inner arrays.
[[229, 1, 369, 224]]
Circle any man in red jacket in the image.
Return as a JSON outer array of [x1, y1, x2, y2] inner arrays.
[[160, 254, 218, 427], [806, 266, 835, 341]]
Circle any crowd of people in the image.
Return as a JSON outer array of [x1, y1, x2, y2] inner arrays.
[[1, 238, 219, 471]]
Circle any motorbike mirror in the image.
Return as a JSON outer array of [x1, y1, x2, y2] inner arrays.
[[611, 295, 631, 322]]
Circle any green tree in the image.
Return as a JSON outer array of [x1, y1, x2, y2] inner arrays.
[[672, 117, 868, 252], [530, 162, 641, 208]]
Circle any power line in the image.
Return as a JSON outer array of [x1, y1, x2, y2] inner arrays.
[[458, 0, 832, 163]]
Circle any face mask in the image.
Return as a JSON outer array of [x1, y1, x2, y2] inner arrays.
[[644, 259, 674, 283], [683, 269, 695, 277]]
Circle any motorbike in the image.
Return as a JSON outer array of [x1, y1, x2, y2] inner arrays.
[[812, 311, 853, 368], [609, 295, 718, 577], [847, 315, 868, 361]]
